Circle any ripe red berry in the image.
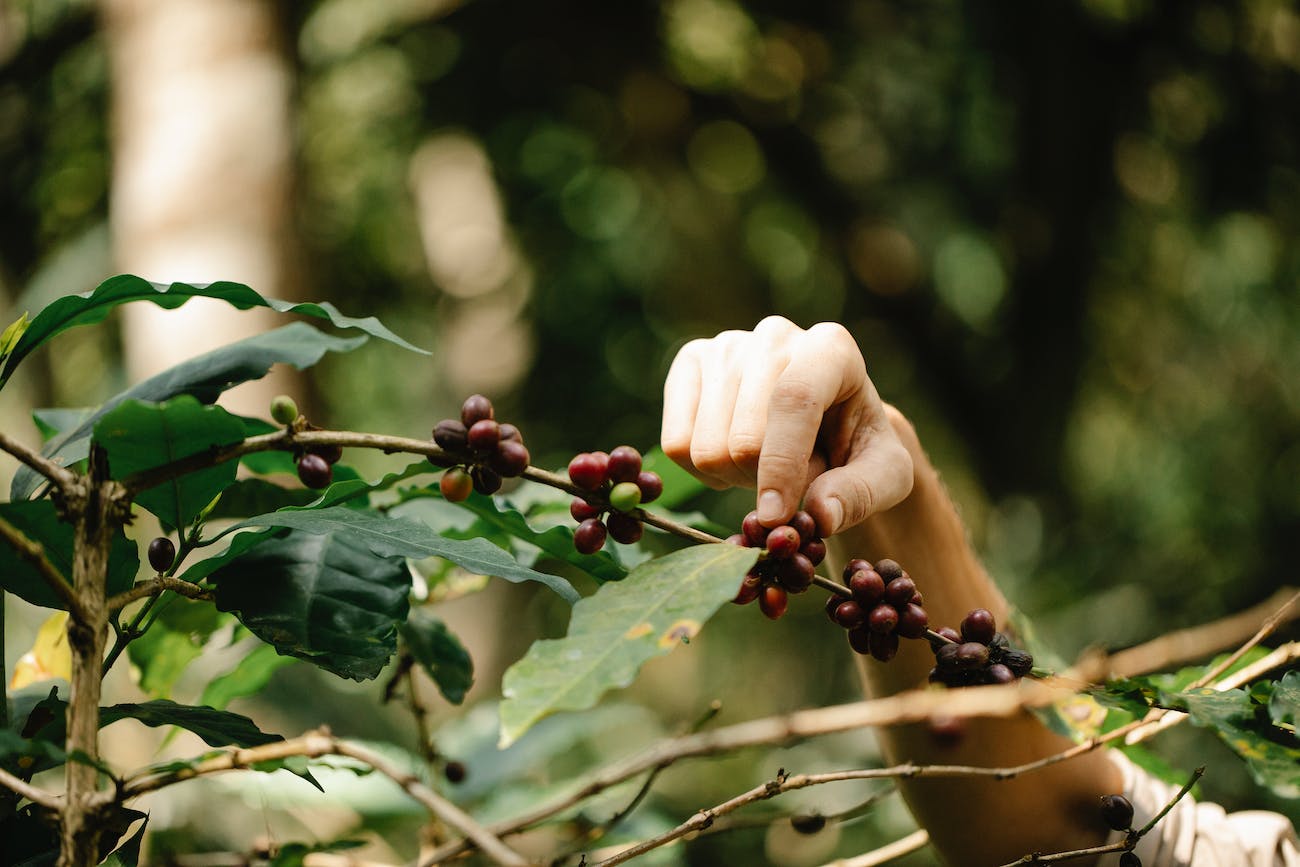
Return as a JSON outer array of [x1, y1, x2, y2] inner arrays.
[[960, 609, 997, 645], [954, 642, 990, 669], [883, 576, 917, 608], [635, 471, 663, 504], [573, 519, 607, 554], [725, 533, 746, 546], [896, 603, 929, 638], [460, 394, 494, 427], [850, 569, 885, 606], [759, 585, 788, 620], [985, 663, 1015, 684], [847, 626, 872, 655], [778, 553, 815, 593], [568, 453, 607, 491], [147, 537, 175, 573], [868, 604, 899, 634], [789, 510, 817, 541], [297, 453, 332, 489], [799, 538, 826, 566], [571, 498, 602, 522], [765, 526, 801, 559], [740, 511, 766, 546], [606, 512, 643, 544], [433, 419, 469, 452], [1099, 794, 1135, 831], [467, 419, 501, 453], [732, 573, 762, 605], [309, 443, 344, 465], [607, 445, 642, 483], [842, 558, 872, 582], [825, 594, 844, 622], [499, 423, 522, 442], [833, 600, 866, 630], [440, 467, 474, 502], [868, 631, 899, 662], [936, 626, 961, 644]]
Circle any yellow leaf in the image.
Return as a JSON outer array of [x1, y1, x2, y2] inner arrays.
[[0, 311, 29, 359], [10, 611, 71, 690]]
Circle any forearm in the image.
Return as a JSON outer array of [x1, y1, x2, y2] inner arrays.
[[831, 407, 1122, 866]]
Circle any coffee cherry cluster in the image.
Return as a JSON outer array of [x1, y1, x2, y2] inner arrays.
[[824, 558, 928, 662], [433, 394, 531, 501], [567, 446, 663, 553], [927, 608, 1033, 687], [727, 510, 826, 621]]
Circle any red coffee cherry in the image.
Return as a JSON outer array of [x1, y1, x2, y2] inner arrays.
[[573, 519, 607, 554], [759, 585, 788, 620], [460, 394, 494, 427], [440, 467, 473, 502], [297, 453, 332, 489], [606, 445, 642, 483]]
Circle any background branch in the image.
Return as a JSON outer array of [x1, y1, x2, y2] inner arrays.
[[0, 513, 86, 619], [106, 576, 212, 611], [0, 429, 79, 492]]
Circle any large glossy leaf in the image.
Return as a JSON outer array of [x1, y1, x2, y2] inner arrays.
[[223, 505, 580, 604], [1270, 670, 1300, 728], [27, 697, 282, 749], [211, 527, 412, 681], [94, 396, 246, 530], [0, 274, 427, 388], [498, 543, 758, 747], [0, 500, 138, 609], [400, 609, 473, 705], [11, 322, 367, 500]]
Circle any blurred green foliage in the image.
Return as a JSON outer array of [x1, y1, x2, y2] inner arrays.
[[2, 0, 1299, 861]]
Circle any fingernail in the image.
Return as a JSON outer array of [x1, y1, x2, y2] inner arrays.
[[757, 489, 784, 523], [825, 497, 844, 533]]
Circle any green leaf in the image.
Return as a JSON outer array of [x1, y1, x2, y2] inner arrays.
[[401, 609, 474, 705], [203, 478, 319, 520], [224, 505, 580, 604], [30, 407, 92, 442], [94, 396, 246, 530], [211, 527, 412, 681], [101, 815, 148, 867], [0, 311, 29, 361], [127, 603, 226, 699], [100, 700, 282, 748], [0, 274, 427, 388], [447, 491, 628, 584], [1270, 670, 1300, 728], [200, 642, 298, 710], [11, 322, 368, 500], [179, 528, 280, 583], [498, 543, 758, 747], [0, 500, 138, 610]]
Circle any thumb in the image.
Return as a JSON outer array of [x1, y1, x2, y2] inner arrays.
[[803, 432, 913, 535]]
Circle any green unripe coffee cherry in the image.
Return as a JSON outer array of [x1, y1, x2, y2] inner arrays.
[[608, 481, 642, 513], [270, 394, 299, 426]]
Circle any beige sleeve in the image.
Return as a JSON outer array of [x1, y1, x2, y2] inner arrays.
[[1109, 751, 1300, 867]]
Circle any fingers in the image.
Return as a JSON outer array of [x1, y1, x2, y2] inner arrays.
[[804, 427, 914, 535], [755, 323, 866, 524]]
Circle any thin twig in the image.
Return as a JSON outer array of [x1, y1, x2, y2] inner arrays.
[[106, 576, 213, 611], [0, 429, 79, 492], [0, 765, 62, 809], [116, 729, 530, 867], [817, 829, 929, 867], [0, 514, 87, 619], [1188, 589, 1300, 689]]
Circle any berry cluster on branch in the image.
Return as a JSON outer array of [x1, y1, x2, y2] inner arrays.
[[726, 509, 825, 620], [822, 558, 928, 662], [929, 609, 1033, 686], [567, 446, 663, 552], [432, 394, 532, 499]]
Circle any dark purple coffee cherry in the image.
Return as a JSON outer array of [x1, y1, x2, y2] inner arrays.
[[1119, 852, 1142, 867], [444, 760, 467, 784], [440, 467, 473, 502], [954, 642, 990, 669], [896, 603, 929, 639], [741, 511, 769, 546], [607, 445, 642, 483], [960, 608, 997, 645], [868, 604, 899, 635], [847, 626, 872, 655], [467, 419, 501, 453], [489, 440, 530, 477], [573, 519, 607, 554], [824, 594, 844, 622], [147, 537, 175, 573], [842, 558, 872, 582], [433, 419, 469, 452], [469, 465, 502, 495], [799, 538, 826, 566], [635, 471, 663, 504], [568, 453, 607, 491], [790, 812, 826, 835], [935, 642, 961, 670], [936, 626, 961, 644], [833, 600, 866, 630], [309, 443, 344, 465], [850, 569, 886, 606], [874, 558, 904, 582], [1099, 794, 1135, 831], [606, 511, 643, 544], [460, 394, 494, 427], [985, 663, 1015, 684], [883, 576, 917, 608], [297, 453, 332, 489], [789, 510, 817, 541], [499, 423, 522, 442], [571, 498, 602, 522], [868, 631, 899, 662]]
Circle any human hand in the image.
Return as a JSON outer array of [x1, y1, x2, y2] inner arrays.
[[660, 316, 914, 536]]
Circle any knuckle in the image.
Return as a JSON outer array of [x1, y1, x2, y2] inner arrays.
[[727, 431, 764, 466], [770, 377, 820, 413], [690, 442, 735, 476]]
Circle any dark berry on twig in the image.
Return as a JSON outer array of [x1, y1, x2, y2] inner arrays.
[[489, 440, 530, 477], [883, 576, 917, 608], [606, 511, 643, 544], [444, 760, 467, 784], [850, 570, 885, 606], [147, 537, 175, 573], [470, 465, 502, 495], [759, 585, 788, 620], [461, 394, 494, 427], [874, 558, 904, 582], [868, 631, 899, 662], [607, 445, 642, 483], [571, 498, 602, 522], [1099, 794, 1135, 832], [960, 608, 997, 645], [635, 471, 663, 504], [867, 604, 898, 635], [568, 453, 607, 491], [742, 511, 769, 546], [896, 603, 929, 639], [573, 519, 607, 554], [297, 453, 332, 489], [433, 419, 469, 452], [467, 419, 501, 453]]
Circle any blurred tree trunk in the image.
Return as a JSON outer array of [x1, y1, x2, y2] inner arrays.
[[101, 0, 302, 416]]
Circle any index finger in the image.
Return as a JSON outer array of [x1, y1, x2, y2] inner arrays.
[[754, 324, 865, 525]]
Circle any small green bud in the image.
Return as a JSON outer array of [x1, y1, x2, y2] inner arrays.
[[270, 394, 299, 426], [608, 481, 642, 513]]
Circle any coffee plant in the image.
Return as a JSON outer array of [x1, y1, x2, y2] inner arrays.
[[0, 277, 1296, 866]]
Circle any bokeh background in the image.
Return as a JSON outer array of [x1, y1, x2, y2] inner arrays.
[[1, 0, 1298, 863]]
